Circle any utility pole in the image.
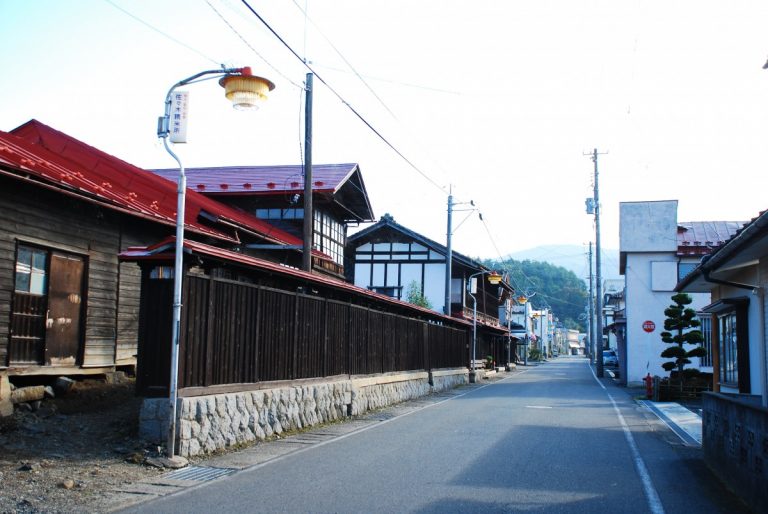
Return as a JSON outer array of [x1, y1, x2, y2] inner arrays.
[[301, 73, 313, 272], [588, 242, 595, 365], [586, 148, 607, 377], [444, 189, 453, 315]]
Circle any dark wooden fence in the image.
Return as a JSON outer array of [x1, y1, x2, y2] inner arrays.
[[137, 273, 472, 397]]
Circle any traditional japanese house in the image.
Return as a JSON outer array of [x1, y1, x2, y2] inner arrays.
[[0, 120, 313, 383], [345, 214, 514, 366], [151, 163, 374, 278]]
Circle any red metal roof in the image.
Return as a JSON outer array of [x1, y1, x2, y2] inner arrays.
[[120, 237, 474, 327], [676, 221, 746, 256], [151, 163, 359, 195], [2, 120, 303, 247]]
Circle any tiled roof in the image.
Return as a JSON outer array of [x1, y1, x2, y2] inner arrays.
[[1, 120, 302, 247], [676, 221, 746, 256], [151, 163, 358, 195]]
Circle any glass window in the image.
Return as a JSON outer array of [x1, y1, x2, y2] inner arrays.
[[15, 245, 48, 294], [719, 312, 738, 386], [699, 315, 713, 368], [678, 262, 698, 280]]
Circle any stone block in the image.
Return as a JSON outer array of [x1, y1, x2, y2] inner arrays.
[[0, 374, 12, 417]]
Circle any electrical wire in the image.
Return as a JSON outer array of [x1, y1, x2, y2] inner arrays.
[[103, 0, 220, 65], [239, 0, 447, 195], [290, 0, 399, 121], [206, 0, 303, 89]]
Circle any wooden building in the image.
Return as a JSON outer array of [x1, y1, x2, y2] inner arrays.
[[152, 163, 374, 278], [0, 120, 313, 379], [345, 214, 514, 366]]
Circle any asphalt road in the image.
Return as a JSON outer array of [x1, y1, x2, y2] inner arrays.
[[122, 357, 748, 513]]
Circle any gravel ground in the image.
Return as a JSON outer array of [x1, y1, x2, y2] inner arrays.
[[0, 376, 166, 514]]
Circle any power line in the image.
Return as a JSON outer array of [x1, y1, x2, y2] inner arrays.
[[103, 0, 220, 65], [290, 0, 399, 121], [205, 0, 303, 89], [239, 0, 447, 194]]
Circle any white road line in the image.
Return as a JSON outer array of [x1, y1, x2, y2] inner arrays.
[[590, 364, 666, 514]]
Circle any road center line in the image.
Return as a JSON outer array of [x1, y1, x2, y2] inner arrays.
[[590, 363, 665, 514]]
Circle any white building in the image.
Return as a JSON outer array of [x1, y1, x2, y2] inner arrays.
[[619, 200, 743, 386]]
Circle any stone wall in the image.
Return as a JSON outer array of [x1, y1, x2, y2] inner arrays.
[[140, 369, 468, 457], [702, 392, 768, 513]]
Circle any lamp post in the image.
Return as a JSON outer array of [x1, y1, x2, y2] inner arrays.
[[466, 270, 501, 383], [516, 294, 530, 366], [157, 66, 273, 460]]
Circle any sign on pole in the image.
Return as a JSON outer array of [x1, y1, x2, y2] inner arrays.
[[169, 91, 189, 144], [642, 320, 656, 333]]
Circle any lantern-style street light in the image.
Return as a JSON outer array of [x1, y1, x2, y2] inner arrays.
[[466, 270, 501, 383], [157, 66, 273, 462]]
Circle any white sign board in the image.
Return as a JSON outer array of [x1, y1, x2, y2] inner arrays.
[[169, 91, 189, 143]]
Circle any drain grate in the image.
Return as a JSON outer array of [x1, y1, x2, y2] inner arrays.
[[164, 466, 236, 482]]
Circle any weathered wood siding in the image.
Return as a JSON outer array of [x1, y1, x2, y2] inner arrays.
[[0, 177, 163, 371], [136, 270, 472, 396]]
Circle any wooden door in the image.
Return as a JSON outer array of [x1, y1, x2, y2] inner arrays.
[[45, 253, 85, 366]]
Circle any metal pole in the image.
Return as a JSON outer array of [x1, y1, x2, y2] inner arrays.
[[506, 303, 512, 370], [588, 242, 595, 364], [593, 148, 605, 378], [156, 67, 256, 460], [163, 136, 184, 459], [302, 73, 313, 272], [444, 190, 453, 315], [472, 293, 477, 382]]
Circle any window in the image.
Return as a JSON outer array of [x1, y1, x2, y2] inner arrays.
[[678, 262, 698, 281], [15, 245, 48, 294], [255, 208, 304, 220], [312, 210, 346, 265], [702, 298, 750, 393], [369, 286, 402, 299], [719, 311, 738, 386], [698, 314, 713, 368]]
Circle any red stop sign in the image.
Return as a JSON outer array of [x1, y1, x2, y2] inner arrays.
[[642, 320, 656, 333]]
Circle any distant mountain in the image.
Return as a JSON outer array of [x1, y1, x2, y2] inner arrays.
[[506, 245, 621, 284]]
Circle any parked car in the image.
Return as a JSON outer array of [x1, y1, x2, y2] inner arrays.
[[602, 349, 618, 367]]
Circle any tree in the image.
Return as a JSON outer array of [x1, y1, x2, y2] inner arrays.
[[483, 257, 588, 331], [405, 280, 432, 309], [659, 293, 705, 377]]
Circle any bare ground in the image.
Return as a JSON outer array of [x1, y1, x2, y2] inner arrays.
[[0, 375, 165, 514]]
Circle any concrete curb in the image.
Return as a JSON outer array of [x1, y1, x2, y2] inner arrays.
[[638, 399, 702, 446]]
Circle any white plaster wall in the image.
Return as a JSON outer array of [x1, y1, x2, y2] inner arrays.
[[624, 252, 710, 385], [619, 201, 678, 252]]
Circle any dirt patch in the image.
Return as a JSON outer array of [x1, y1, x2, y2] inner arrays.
[[0, 374, 165, 513]]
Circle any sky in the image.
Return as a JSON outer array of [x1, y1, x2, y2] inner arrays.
[[2, 0, 768, 266]]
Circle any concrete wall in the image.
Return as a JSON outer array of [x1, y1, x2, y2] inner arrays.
[[619, 201, 678, 253], [619, 200, 715, 385], [703, 392, 768, 512], [140, 369, 468, 458]]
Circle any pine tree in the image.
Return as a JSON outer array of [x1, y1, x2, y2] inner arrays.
[[659, 293, 706, 378]]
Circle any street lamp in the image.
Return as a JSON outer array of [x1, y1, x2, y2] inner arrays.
[[466, 270, 501, 383], [157, 66, 273, 461]]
